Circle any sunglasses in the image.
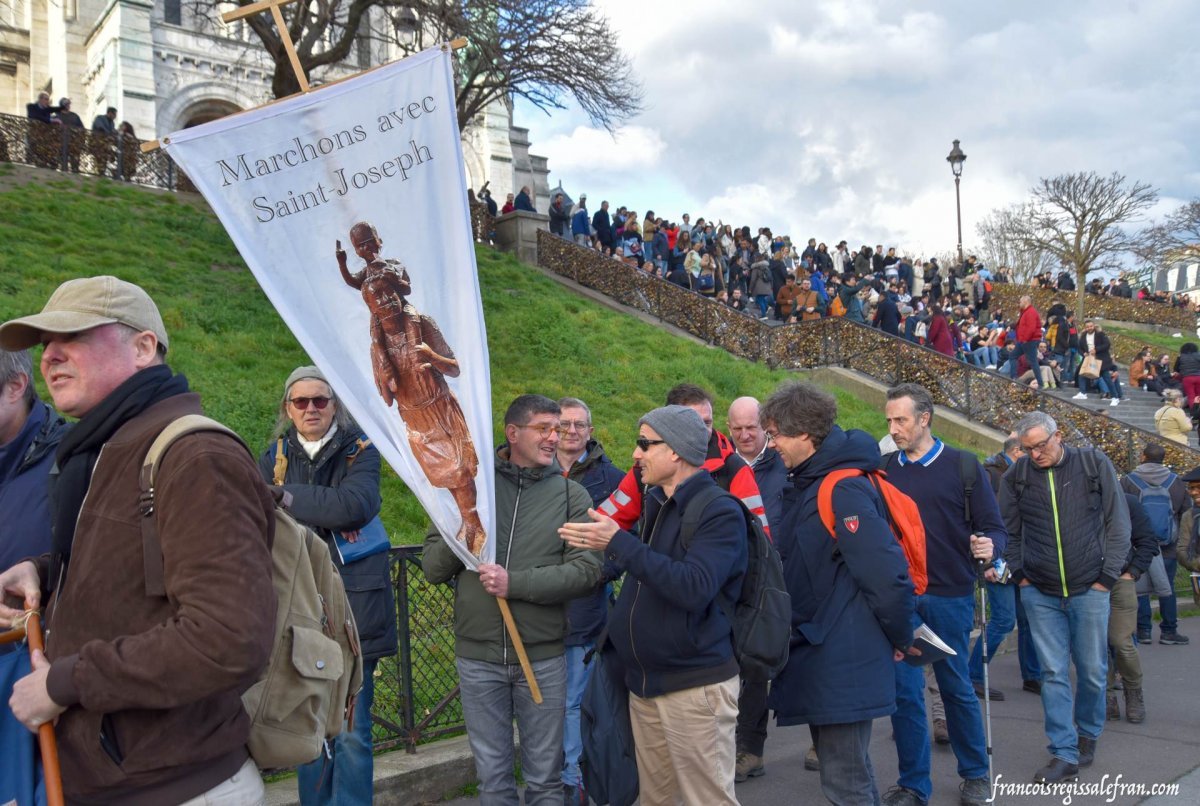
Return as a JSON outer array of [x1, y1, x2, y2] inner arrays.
[[288, 396, 332, 410], [635, 437, 666, 451]]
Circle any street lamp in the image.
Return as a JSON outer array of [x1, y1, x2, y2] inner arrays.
[[946, 139, 967, 269], [393, 7, 419, 49]]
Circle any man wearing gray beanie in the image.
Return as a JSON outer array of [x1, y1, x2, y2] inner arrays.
[[559, 403, 748, 804]]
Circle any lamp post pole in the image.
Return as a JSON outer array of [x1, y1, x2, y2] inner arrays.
[[946, 139, 967, 269]]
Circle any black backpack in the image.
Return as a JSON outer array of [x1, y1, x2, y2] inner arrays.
[[680, 485, 791, 681]]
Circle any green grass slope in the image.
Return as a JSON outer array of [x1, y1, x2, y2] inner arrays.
[[0, 173, 888, 542]]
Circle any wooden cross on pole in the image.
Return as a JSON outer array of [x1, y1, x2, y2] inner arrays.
[[223, 0, 311, 93]]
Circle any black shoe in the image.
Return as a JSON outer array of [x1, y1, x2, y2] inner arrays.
[[563, 782, 587, 806], [1077, 736, 1096, 767], [1136, 629, 1152, 643], [960, 778, 990, 806], [1160, 631, 1190, 645], [1022, 679, 1042, 695], [973, 681, 1005, 701], [1033, 757, 1079, 784]]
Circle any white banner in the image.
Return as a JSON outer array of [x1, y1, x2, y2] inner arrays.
[[163, 48, 493, 568]]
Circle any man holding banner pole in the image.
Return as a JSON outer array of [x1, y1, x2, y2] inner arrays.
[[423, 394, 599, 805]]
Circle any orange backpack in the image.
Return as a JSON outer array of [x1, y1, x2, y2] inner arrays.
[[829, 294, 847, 317], [816, 468, 928, 595]]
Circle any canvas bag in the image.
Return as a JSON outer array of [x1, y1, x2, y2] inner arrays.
[[140, 415, 365, 769]]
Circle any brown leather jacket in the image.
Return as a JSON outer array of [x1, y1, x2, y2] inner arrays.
[[38, 393, 276, 805]]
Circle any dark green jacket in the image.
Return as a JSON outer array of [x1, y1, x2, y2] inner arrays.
[[423, 448, 600, 663]]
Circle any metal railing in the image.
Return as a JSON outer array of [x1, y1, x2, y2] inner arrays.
[[372, 547, 462, 752], [536, 229, 1200, 474], [0, 112, 193, 191]]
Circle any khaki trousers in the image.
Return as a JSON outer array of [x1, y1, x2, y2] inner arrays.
[[1107, 577, 1142, 690], [628, 674, 740, 806]]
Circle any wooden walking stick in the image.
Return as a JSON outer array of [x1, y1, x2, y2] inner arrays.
[[0, 611, 65, 806], [495, 599, 542, 704]]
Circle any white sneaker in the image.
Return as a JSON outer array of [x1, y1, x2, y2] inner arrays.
[[1110, 398, 1120, 407], [1073, 392, 1088, 400], [985, 365, 996, 370]]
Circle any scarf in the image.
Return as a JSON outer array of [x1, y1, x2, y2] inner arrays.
[[47, 365, 189, 593]]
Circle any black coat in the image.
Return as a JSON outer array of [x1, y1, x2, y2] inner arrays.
[[259, 425, 398, 661]]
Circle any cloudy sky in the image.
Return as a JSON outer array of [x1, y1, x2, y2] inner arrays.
[[515, 0, 1199, 260]]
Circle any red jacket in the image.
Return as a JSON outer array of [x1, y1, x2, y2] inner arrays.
[[597, 430, 769, 535], [1016, 305, 1043, 343]]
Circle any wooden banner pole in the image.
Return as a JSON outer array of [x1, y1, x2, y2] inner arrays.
[[496, 598, 542, 704]]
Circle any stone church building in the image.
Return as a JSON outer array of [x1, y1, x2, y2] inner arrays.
[[0, 0, 549, 205]]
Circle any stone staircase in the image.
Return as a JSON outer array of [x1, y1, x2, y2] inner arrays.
[[1042, 368, 1199, 449]]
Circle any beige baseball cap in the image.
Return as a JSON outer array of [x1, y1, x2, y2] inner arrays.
[[0, 275, 169, 352]]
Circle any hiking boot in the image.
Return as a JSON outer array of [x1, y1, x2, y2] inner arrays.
[[735, 751, 764, 783], [1136, 629, 1152, 643], [933, 718, 950, 745], [1023, 679, 1042, 695], [804, 744, 820, 771], [1033, 757, 1079, 784], [960, 777, 990, 806], [1125, 687, 1146, 723], [1160, 631, 1190, 645], [882, 785, 927, 806], [973, 681, 1005, 701], [1077, 735, 1096, 767], [1106, 692, 1120, 721]]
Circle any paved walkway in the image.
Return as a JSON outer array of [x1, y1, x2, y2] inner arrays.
[[438, 615, 1200, 805]]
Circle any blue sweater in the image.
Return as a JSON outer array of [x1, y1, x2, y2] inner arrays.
[[884, 440, 1008, 598]]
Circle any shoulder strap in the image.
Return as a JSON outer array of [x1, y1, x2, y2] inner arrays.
[[679, 484, 730, 550], [960, 451, 978, 524], [1127, 473, 1149, 492], [139, 415, 247, 597], [817, 468, 866, 536], [1014, 456, 1030, 497], [1080, 448, 1103, 495]]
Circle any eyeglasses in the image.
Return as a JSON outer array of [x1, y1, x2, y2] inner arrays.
[[635, 437, 666, 451], [764, 430, 781, 442], [288, 396, 331, 410], [515, 423, 560, 439], [560, 420, 591, 432], [1021, 436, 1056, 454]]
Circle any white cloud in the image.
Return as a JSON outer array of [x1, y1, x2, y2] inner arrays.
[[518, 0, 1200, 256]]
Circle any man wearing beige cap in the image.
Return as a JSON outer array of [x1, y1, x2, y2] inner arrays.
[[0, 276, 276, 805]]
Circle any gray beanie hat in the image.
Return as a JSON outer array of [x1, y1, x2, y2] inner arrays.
[[638, 405, 709, 466], [284, 365, 329, 394]]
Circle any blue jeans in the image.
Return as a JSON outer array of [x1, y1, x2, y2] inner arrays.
[[754, 294, 772, 317], [1137, 551, 1178, 634], [1020, 585, 1110, 764], [813, 720, 879, 805], [1078, 374, 1114, 396], [561, 643, 594, 787], [297, 658, 377, 806], [1018, 341, 1041, 379], [458, 655, 567, 806], [968, 582, 1042, 684], [971, 346, 999, 367], [892, 594, 989, 800]]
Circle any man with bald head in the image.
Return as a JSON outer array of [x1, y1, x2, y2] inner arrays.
[[726, 395, 787, 782]]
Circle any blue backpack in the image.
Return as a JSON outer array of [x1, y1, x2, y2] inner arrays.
[[1127, 473, 1178, 545]]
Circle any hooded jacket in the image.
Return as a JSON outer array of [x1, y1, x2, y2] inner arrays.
[[603, 470, 747, 698], [1121, 463, 1189, 551], [768, 427, 915, 726], [422, 448, 599, 664]]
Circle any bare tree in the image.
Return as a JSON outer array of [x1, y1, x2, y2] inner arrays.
[[187, 0, 642, 132], [974, 205, 1056, 285], [1141, 199, 1200, 272], [1010, 172, 1158, 320]]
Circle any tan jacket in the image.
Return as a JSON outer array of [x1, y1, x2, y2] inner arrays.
[[1154, 404, 1191, 445]]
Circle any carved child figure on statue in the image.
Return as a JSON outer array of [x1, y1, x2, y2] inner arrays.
[[338, 221, 487, 557]]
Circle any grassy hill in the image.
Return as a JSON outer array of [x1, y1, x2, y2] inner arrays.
[[0, 167, 889, 542]]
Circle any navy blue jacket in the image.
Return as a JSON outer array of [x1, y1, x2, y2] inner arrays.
[[604, 470, 747, 698], [0, 401, 69, 572], [750, 447, 788, 535], [563, 441, 625, 646], [768, 427, 915, 726], [571, 207, 590, 237], [873, 295, 901, 336], [513, 189, 535, 212]]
